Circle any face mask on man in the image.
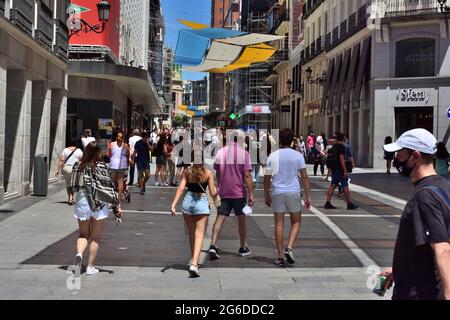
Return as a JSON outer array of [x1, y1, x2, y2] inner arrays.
[[393, 153, 415, 177]]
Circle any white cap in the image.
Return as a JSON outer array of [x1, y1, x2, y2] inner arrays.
[[383, 128, 437, 154]]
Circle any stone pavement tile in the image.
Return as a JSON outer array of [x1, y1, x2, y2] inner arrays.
[[277, 293, 334, 300], [222, 289, 280, 300], [321, 281, 371, 289], [264, 277, 296, 284], [292, 276, 345, 283], [271, 282, 323, 290], [219, 280, 274, 290], [0, 287, 21, 299]]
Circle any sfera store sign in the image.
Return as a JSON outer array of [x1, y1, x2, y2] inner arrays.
[[396, 88, 430, 103]]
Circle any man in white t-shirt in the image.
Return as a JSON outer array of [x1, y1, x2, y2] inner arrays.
[[264, 128, 312, 267], [128, 129, 142, 186], [81, 129, 95, 149]]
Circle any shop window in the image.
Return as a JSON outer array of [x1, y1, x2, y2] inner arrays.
[[394, 107, 433, 138], [395, 38, 435, 78]]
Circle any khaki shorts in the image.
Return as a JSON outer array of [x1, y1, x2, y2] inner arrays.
[[272, 192, 302, 213]]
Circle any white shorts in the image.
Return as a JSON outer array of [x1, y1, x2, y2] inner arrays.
[[73, 192, 109, 221], [272, 192, 302, 214]]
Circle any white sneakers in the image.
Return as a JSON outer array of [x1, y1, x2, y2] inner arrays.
[[86, 266, 99, 275], [188, 264, 200, 278]]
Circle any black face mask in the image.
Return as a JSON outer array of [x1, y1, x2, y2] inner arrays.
[[393, 154, 415, 177]]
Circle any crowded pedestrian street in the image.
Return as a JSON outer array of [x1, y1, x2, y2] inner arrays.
[[2, 0, 450, 305], [0, 164, 405, 300]]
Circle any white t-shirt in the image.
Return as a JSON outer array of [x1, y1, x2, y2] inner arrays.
[[266, 148, 306, 196], [128, 135, 142, 153], [62, 147, 83, 167], [81, 137, 96, 148]]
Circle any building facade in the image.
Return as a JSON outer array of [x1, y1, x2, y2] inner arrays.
[[67, 0, 163, 144], [296, 0, 450, 168], [288, 0, 305, 136], [171, 64, 183, 123], [209, 0, 233, 120], [266, 0, 292, 130], [0, 0, 69, 204], [192, 76, 208, 106]]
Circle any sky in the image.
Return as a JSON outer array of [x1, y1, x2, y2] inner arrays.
[[161, 0, 211, 81]]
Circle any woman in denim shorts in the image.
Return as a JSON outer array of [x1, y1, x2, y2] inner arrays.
[[171, 153, 219, 278]]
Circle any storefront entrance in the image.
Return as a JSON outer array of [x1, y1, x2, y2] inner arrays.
[[394, 107, 433, 138]]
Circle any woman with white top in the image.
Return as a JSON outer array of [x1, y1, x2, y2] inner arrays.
[[55, 140, 83, 204], [107, 130, 130, 206], [313, 136, 325, 176]]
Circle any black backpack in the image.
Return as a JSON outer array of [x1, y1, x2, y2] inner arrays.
[[326, 145, 339, 169]]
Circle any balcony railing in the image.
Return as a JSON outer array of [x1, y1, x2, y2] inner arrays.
[[54, 20, 68, 62], [332, 26, 339, 46], [357, 4, 368, 31], [305, 46, 310, 61], [368, 0, 440, 18], [340, 19, 348, 41], [10, 0, 33, 35], [303, 0, 326, 19], [36, 4, 53, 51], [316, 36, 323, 54], [348, 12, 357, 34], [325, 32, 332, 51], [0, 0, 5, 16]]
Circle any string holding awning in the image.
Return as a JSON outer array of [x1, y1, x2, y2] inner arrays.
[[174, 20, 284, 73]]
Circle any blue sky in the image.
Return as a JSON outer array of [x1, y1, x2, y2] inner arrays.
[[161, 0, 211, 81]]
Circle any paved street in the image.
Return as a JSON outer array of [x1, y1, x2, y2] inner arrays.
[[0, 165, 407, 300]]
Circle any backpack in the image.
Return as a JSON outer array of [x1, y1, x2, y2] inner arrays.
[[326, 145, 339, 169], [415, 182, 450, 237]]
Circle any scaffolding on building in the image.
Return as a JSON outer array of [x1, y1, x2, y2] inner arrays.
[[236, 12, 272, 109]]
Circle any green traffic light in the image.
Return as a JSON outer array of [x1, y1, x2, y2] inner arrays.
[[229, 113, 236, 120]]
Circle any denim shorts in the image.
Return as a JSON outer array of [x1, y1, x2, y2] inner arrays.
[[331, 169, 349, 188], [181, 191, 210, 215]]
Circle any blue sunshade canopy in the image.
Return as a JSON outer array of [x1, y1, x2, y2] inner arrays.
[[174, 28, 247, 66]]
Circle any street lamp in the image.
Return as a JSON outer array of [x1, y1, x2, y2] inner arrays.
[[286, 79, 304, 96], [68, 1, 111, 40], [305, 66, 326, 86], [287, 79, 293, 93], [438, 0, 450, 13]]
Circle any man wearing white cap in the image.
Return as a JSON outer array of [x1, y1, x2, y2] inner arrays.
[[380, 128, 450, 300]]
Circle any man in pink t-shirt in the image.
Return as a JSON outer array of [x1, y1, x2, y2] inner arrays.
[[209, 137, 255, 259]]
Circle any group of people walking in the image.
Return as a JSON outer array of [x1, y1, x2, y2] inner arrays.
[[58, 125, 450, 300]]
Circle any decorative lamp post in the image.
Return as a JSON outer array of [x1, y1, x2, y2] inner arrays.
[[305, 66, 326, 86], [68, 1, 111, 40], [438, 0, 450, 13]]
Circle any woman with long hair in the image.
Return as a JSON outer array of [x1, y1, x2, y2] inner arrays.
[[170, 150, 218, 278], [384, 136, 395, 175], [435, 142, 450, 178], [154, 134, 168, 186], [69, 142, 121, 275]]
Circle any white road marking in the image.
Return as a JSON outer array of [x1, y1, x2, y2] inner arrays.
[[348, 184, 407, 211], [308, 205, 377, 267], [121, 210, 400, 218]]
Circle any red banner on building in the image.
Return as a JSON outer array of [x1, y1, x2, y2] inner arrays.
[[68, 0, 120, 60]]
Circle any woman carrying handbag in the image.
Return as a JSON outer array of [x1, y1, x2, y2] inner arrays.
[[170, 151, 219, 278], [55, 140, 83, 205]]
